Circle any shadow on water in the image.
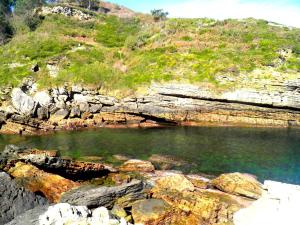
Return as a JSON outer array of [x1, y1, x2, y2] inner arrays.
[[1, 126, 300, 184]]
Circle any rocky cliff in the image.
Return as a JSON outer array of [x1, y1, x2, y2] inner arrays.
[[1, 74, 300, 134]]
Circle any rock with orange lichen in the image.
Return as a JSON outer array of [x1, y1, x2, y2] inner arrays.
[[119, 159, 155, 173], [212, 173, 263, 199], [8, 162, 80, 203]]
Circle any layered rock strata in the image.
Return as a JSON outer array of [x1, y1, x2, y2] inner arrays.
[[2, 80, 300, 134]]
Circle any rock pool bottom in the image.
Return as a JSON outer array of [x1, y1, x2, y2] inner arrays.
[[0, 126, 300, 184]]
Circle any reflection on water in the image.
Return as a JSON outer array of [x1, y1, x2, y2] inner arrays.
[[1, 126, 300, 184]]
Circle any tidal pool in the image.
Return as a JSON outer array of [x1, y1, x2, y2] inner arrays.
[[1, 126, 300, 184]]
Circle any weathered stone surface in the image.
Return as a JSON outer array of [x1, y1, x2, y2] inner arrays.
[[234, 180, 300, 225], [8, 162, 80, 203], [149, 154, 189, 170], [34, 91, 52, 107], [11, 88, 36, 115], [61, 180, 145, 208], [119, 159, 155, 173], [151, 174, 195, 193], [212, 173, 263, 199], [7, 203, 129, 225], [50, 108, 69, 122], [186, 174, 211, 189], [36, 107, 49, 120], [131, 199, 171, 224], [39, 6, 92, 20], [0, 172, 48, 224]]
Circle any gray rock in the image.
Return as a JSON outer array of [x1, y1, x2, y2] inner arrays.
[[0, 172, 48, 224], [11, 88, 36, 115], [60, 180, 145, 208], [79, 102, 90, 112], [37, 107, 49, 120], [89, 104, 102, 113], [52, 109, 69, 119], [70, 106, 81, 118]]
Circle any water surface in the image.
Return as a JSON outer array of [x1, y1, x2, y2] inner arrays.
[[1, 127, 300, 184]]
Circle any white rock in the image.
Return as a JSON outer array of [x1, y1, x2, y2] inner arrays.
[[234, 180, 300, 225], [34, 91, 52, 107], [38, 203, 90, 225], [11, 88, 36, 115]]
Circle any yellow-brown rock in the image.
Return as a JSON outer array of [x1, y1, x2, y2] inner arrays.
[[119, 159, 155, 173], [8, 162, 79, 203], [152, 189, 246, 224], [151, 174, 195, 193], [186, 174, 211, 189], [212, 173, 263, 199]]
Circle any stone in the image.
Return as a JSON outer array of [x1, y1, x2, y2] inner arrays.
[[50, 109, 69, 122], [7, 203, 129, 225], [111, 205, 128, 218], [212, 173, 263, 199], [8, 162, 80, 203], [90, 103, 102, 113], [37, 107, 49, 120], [186, 174, 211, 189], [11, 88, 36, 115], [151, 174, 195, 193], [0, 172, 48, 224], [153, 188, 245, 224], [119, 159, 155, 173], [70, 106, 81, 118], [234, 180, 300, 225], [34, 91, 52, 107], [149, 154, 189, 170], [131, 199, 171, 225], [61, 180, 145, 208]]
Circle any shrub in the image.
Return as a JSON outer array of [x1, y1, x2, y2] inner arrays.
[[151, 9, 168, 22]]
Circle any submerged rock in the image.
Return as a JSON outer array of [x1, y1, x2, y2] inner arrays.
[[212, 173, 263, 199], [8, 162, 80, 203], [131, 199, 171, 224], [0, 172, 48, 224], [119, 159, 155, 173], [61, 180, 145, 208]]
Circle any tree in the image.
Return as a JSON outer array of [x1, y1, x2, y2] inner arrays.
[[151, 9, 168, 22], [0, 0, 14, 44], [77, 0, 99, 11]]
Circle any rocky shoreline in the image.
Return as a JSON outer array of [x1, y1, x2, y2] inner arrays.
[[1, 145, 299, 225], [2, 77, 300, 135]]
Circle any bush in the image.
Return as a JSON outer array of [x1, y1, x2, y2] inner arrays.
[[24, 14, 44, 31], [151, 9, 168, 22]]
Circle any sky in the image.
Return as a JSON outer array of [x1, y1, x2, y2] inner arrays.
[[109, 0, 300, 28]]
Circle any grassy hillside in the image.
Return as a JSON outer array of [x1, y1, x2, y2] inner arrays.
[[0, 3, 300, 95]]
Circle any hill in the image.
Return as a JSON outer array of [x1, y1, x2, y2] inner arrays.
[[0, 1, 299, 97]]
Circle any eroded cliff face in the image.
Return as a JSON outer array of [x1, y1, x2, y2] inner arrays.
[[1, 76, 300, 134]]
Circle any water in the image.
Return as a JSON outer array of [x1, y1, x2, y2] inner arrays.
[[1, 126, 300, 184]]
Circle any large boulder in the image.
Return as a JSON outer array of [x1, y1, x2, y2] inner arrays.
[[119, 159, 155, 173], [0, 172, 48, 224], [234, 180, 300, 225], [61, 180, 145, 208], [212, 173, 263, 199], [11, 88, 36, 115], [8, 162, 80, 203]]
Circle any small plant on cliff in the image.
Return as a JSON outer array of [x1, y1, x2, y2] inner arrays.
[[151, 9, 168, 22]]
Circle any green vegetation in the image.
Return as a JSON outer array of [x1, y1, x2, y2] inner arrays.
[[0, 3, 300, 93]]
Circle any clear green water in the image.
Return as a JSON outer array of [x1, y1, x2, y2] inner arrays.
[[1, 127, 300, 184]]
